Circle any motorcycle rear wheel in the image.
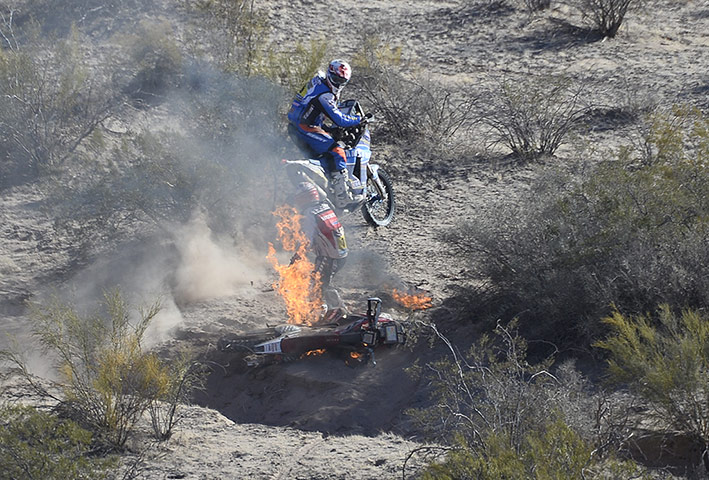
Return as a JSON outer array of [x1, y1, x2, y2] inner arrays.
[[362, 167, 395, 227]]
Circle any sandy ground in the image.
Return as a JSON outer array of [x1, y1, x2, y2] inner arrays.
[[1, 0, 708, 478], [129, 406, 430, 480]]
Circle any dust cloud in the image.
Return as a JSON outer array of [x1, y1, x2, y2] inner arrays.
[[172, 211, 269, 305]]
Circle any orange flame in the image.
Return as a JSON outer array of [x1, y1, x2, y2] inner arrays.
[[304, 348, 326, 357], [392, 288, 433, 310], [267, 205, 322, 325], [349, 351, 364, 360]]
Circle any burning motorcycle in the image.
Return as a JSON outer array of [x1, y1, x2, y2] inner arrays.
[[284, 100, 396, 227], [217, 297, 405, 368]]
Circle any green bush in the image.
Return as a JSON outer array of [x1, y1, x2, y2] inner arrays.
[[408, 322, 641, 479], [596, 305, 709, 448], [147, 350, 204, 441], [422, 419, 592, 480], [273, 41, 329, 94], [0, 404, 116, 479], [7, 289, 202, 449], [447, 107, 709, 344]]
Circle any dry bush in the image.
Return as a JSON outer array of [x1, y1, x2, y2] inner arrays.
[[0, 404, 117, 479], [51, 71, 288, 249], [185, 0, 270, 75], [99, 132, 215, 227], [352, 36, 479, 152], [575, 0, 635, 38], [184, 0, 330, 91], [410, 322, 638, 478], [521, 0, 551, 12], [3, 0, 143, 37], [0, 18, 117, 185], [3, 290, 202, 449], [48, 131, 212, 248], [446, 107, 709, 345], [482, 74, 589, 161], [147, 351, 204, 441], [267, 40, 329, 95], [121, 20, 184, 103], [409, 321, 559, 446]]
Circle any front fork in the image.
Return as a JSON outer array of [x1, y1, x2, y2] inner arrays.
[[366, 164, 386, 201]]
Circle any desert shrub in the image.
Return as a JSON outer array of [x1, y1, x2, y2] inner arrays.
[[4, 0, 143, 38], [520, 0, 551, 12], [182, 67, 288, 146], [409, 322, 557, 446], [596, 306, 709, 450], [447, 107, 709, 344], [482, 74, 588, 161], [0, 404, 116, 479], [422, 419, 592, 480], [185, 0, 329, 94], [47, 60, 290, 256], [103, 132, 215, 227], [408, 322, 641, 478], [186, 0, 270, 75], [266, 40, 329, 94], [0, 20, 117, 185], [121, 20, 183, 102], [48, 131, 212, 248], [407, 322, 619, 452], [147, 351, 204, 441], [5, 289, 201, 449], [574, 107, 709, 313], [352, 36, 479, 152], [576, 0, 635, 38], [52, 71, 288, 248]]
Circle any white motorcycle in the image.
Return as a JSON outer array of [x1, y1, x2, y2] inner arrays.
[[284, 100, 396, 227]]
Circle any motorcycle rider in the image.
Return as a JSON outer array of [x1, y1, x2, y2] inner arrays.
[[290, 181, 348, 304], [287, 59, 364, 209]]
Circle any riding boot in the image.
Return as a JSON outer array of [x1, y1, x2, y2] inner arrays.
[[330, 169, 353, 209]]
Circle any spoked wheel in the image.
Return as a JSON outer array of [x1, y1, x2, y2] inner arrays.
[[362, 168, 395, 227]]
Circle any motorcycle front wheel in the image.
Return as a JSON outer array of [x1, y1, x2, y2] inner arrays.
[[362, 167, 395, 227]]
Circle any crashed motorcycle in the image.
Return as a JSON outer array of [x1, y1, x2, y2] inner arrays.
[[284, 100, 396, 227], [217, 298, 405, 367]]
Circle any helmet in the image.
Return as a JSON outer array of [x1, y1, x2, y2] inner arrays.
[[326, 59, 351, 89], [293, 182, 320, 209]]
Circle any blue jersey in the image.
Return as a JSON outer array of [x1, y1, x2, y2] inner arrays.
[[288, 73, 360, 128]]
